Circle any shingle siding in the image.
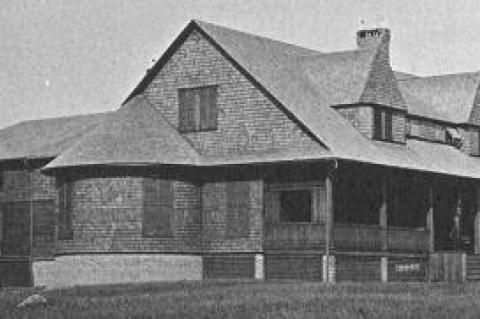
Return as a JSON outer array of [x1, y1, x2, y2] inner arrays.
[[143, 30, 321, 157], [56, 176, 202, 254], [202, 179, 263, 253], [468, 87, 480, 124], [359, 33, 406, 110], [0, 169, 57, 259]]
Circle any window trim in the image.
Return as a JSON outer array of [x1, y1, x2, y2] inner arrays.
[[178, 85, 218, 133], [267, 182, 320, 224]]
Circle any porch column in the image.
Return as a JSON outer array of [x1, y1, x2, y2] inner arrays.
[[379, 178, 388, 251], [426, 181, 434, 253], [379, 178, 388, 282], [475, 186, 480, 254], [324, 164, 335, 283]]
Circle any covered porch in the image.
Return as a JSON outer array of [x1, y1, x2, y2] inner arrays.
[[261, 161, 480, 282]]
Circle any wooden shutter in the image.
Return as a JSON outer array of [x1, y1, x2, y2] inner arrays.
[[373, 108, 383, 140], [226, 182, 250, 238], [384, 109, 393, 141], [142, 178, 173, 238], [199, 86, 218, 131], [178, 89, 188, 132], [199, 87, 209, 130], [33, 200, 55, 258], [2, 202, 30, 256], [207, 87, 218, 130], [179, 89, 197, 132], [58, 182, 73, 240]]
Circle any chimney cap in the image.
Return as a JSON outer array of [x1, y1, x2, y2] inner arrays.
[[356, 28, 390, 49]]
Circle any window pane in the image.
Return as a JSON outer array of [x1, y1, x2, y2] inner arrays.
[[279, 190, 312, 222]]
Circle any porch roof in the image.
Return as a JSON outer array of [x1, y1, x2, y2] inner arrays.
[[43, 95, 201, 169], [346, 139, 480, 179], [0, 112, 112, 161]]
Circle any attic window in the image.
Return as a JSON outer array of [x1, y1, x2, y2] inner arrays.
[[178, 86, 218, 133], [373, 108, 393, 141]]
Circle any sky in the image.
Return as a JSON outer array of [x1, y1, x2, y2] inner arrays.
[[1, 0, 479, 129]]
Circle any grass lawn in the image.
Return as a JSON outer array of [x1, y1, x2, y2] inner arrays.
[[2, 281, 480, 318]]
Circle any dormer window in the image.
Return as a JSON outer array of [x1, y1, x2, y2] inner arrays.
[[373, 107, 393, 141], [178, 86, 218, 133]]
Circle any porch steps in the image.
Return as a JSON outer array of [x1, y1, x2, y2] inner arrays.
[[466, 255, 480, 281]]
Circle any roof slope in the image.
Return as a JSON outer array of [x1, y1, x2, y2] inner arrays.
[[0, 112, 111, 160], [44, 96, 199, 169], [193, 20, 401, 160], [398, 72, 480, 123]]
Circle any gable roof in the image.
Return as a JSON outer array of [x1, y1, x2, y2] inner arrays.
[[0, 112, 111, 161], [6, 20, 480, 180], [125, 20, 406, 160], [398, 72, 480, 123], [44, 95, 200, 169]]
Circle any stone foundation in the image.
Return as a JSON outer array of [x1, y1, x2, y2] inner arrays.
[[32, 254, 202, 288]]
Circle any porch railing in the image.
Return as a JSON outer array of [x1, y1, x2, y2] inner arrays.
[[333, 224, 383, 252], [263, 223, 325, 251], [333, 224, 429, 253], [387, 227, 429, 253], [263, 223, 429, 253]]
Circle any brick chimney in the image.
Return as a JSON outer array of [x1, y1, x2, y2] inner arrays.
[[356, 28, 390, 50]]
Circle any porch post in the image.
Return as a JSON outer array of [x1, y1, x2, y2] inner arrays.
[[324, 162, 336, 283], [426, 181, 434, 253], [380, 177, 388, 282], [475, 185, 480, 254], [379, 178, 388, 250]]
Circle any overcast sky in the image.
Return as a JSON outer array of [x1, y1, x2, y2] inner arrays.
[[1, 0, 479, 129]]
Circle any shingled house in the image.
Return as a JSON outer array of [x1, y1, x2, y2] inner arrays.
[[2, 20, 480, 287]]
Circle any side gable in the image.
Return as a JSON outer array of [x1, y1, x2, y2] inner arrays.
[[140, 25, 328, 158]]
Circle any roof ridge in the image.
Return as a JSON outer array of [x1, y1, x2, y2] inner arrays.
[[192, 19, 322, 55]]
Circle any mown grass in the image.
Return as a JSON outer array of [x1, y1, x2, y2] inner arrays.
[[2, 281, 480, 318]]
